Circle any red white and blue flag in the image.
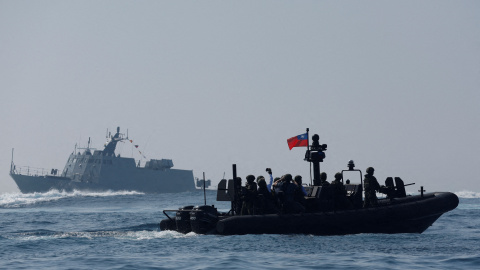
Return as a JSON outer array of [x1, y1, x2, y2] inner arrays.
[[287, 133, 308, 150]]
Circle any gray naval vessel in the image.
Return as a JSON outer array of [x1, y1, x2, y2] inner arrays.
[[10, 127, 195, 193]]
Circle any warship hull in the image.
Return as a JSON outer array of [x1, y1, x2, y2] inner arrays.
[[10, 169, 194, 194]]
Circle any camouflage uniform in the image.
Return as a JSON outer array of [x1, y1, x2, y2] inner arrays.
[[363, 168, 380, 208]]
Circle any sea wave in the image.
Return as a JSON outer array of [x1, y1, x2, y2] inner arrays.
[[0, 189, 144, 208], [7, 229, 197, 241], [454, 191, 480, 199]]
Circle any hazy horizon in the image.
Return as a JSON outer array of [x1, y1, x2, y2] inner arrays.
[[1, 1, 479, 194]]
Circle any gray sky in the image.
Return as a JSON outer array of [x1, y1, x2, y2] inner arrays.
[[1, 1, 479, 194]]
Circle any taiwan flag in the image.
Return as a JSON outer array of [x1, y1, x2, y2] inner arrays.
[[287, 133, 308, 150]]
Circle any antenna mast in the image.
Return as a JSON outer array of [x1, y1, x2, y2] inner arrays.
[[10, 148, 14, 173]]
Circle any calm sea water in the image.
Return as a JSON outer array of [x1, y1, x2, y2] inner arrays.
[[0, 188, 478, 270]]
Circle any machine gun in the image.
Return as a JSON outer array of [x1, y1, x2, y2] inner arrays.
[[381, 177, 415, 199]]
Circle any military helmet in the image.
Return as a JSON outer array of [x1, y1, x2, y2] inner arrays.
[[366, 167, 375, 174], [320, 172, 327, 180], [246, 175, 255, 182], [335, 172, 342, 180]]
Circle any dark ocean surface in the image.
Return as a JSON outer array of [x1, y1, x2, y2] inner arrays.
[[0, 189, 478, 270]]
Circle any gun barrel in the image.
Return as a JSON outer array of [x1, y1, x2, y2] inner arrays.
[[404, 183, 415, 187]]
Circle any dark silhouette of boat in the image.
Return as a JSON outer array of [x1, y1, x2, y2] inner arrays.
[[160, 131, 458, 235], [10, 127, 195, 193]]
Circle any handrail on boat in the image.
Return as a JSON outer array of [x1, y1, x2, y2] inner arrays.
[[10, 164, 61, 177]]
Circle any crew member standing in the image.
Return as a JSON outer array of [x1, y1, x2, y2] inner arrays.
[[363, 167, 380, 208], [241, 175, 258, 215]]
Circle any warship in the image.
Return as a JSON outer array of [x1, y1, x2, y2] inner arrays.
[[10, 127, 195, 193], [160, 131, 458, 235]]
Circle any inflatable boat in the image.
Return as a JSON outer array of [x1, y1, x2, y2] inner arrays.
[[160, 132, 459, 235]]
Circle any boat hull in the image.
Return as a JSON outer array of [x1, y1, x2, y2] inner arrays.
[[160, 192, 459, 235], [215, 192, 458, 235]]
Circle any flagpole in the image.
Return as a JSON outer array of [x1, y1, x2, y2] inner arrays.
[[306, 128, 309, 151], [306, 128, 312, 185]]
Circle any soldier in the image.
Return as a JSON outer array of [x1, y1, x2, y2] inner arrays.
[[363, 167, 380, 208], [241, 175, 258, 215], [320, 172, 330, 186], [256, 175, 265, 183], [257, 178, 272, 199], [272, 175, 284, 193], [313, 172, 329, 186], [280, 174, 305, 214], [331, 172, 349, 209], [332, 172, 343, 187], [271, 176, 282, 207], [294, 175, 307, 196], [233, 177, 243, 214], [257, 178, 277, 214], [265, 168, 274, 192]]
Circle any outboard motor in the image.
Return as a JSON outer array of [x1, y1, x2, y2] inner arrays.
[[176, 205, 194, 233], [190, 205, 218, 234], [159, 218, 176, 231]]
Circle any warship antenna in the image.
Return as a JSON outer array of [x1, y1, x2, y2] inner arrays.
[[78, 138, 96, 153], [10, 148, 14, 173]]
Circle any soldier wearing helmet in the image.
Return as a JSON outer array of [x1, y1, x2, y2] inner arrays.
[[273, 174, 305, 214], [313, 172, 330, 186], [363, 167, 380, 208], [256, 178, 277, 214], [331, 172, 349, 209], [331, 172, 345, 188], [241, 175, 258, 215], [321, 172, 330, 186]]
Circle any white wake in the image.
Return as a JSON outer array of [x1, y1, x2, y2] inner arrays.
[[0, 189, 144, 208]]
